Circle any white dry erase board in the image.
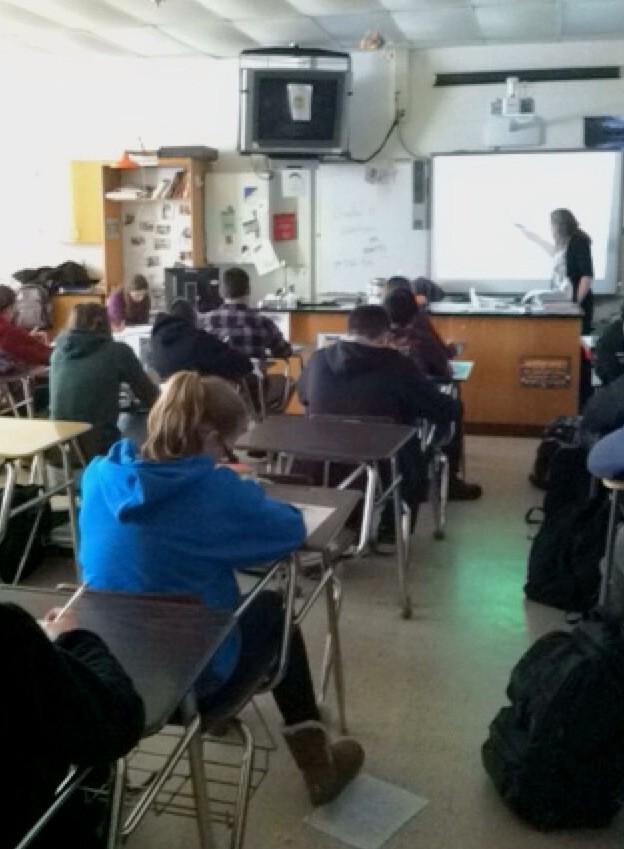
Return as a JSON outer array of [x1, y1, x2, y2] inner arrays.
[[431, 150, 623, 296], [315, 161, 427, 296]]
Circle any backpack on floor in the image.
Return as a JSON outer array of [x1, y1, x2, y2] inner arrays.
[[482, 620, 624, 830], [529, 416, 582, 490], [524, 494, 609, 613], [14, 283, 52, 330], [0, 485, 52, 583]]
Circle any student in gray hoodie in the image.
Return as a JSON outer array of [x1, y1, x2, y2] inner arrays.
[[50, 303, 158, 460]]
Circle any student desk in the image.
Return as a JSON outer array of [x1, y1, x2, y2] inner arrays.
[[240, 416, 417, 618], [0, 586, 234, 849], [0, 419, 91, 579], [265, 482, 361, 731]]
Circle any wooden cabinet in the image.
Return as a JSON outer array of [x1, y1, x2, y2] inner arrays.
[[51, 292, 106, 337], [285, 309, 582, 432]]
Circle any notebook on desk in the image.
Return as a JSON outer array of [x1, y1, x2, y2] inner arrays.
[[451, 360, 473, 381]]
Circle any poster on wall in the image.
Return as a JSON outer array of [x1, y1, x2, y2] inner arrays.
[[273, 212, 297, 242]]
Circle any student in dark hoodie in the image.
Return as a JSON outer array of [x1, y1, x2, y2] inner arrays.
[[298, 306, 461, 523], [79, 371, 364, 807], [150, 298, 252, 382], [2, 602, 144, 849], [385, 286, 482, 500], [50, 303, 159, 460]]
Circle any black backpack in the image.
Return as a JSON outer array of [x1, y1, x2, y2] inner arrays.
[[482, 621, 624, 830], [525, 493, 609, 613], [530, 416, 582, 490], [0, 485, 52, 584]]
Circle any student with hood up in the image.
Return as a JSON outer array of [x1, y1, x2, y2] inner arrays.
[[50, 303, 159, 461], [150, 298, 252, 382]]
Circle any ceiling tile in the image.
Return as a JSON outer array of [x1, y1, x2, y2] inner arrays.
[[562, 0, 624, 36], [102, 0, 215, 26], [95, 26, 195, 56], [318, 10, 406, 44], [287, 0, 383, 14], [235, 15, 336, 46], [380, 0, 467, 10], [6, 0, 139, 29], [475, 1, 558, 41], [161, 20, 256, 55], [0, 1, 62, 31], [194, 0, 298, 20], [392, 7, 481, 44]]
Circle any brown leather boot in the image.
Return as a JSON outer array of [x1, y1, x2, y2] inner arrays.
[[282, 720, 364, 806]]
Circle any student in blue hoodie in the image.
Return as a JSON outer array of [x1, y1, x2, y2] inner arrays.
[[79, 371, 363, 806]]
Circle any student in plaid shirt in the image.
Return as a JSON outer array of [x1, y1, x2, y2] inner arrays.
[[204, 268, 292, 360]]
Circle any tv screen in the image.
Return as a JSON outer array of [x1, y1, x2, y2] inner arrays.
[[239, 49, 350, 156], [255, 73, 342, 145]]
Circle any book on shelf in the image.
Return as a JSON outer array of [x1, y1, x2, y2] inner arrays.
[[105, 187, 150, 200], [152, 178, 171, 199]]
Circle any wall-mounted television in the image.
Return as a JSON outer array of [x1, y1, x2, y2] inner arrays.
[[239, 47, 351, 157]]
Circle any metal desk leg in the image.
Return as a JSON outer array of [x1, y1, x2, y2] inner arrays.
[[321, 553, 347, 734], [600, 489, 623, 609], [0, 459, 17, 546], [60, 443, 80, 574], [355, 464, 377, 553], [106, 757, 127, 849], [180, 692, 215, 849], [391, 456, 412, 620], [20, 376, 35, 419]]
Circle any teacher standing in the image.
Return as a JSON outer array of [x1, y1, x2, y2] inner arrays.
[[518, 209, 594, 334], [552, 208, 594, 334]]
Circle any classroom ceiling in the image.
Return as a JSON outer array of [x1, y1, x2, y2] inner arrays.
[[1, 0, 624, 58]]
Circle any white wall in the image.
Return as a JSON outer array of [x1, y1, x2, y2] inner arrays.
[[2, 38, 624, 293], [0, 46, 392, 291]]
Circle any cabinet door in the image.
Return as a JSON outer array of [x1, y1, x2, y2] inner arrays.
[[71, 161, 104, 244]]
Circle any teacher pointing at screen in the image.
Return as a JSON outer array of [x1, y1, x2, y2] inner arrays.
[[517, 208, 594, 334]]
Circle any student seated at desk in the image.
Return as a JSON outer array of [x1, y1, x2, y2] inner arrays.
[[204, 267, 292, 360], [107, 274, 151, 332], [79, 372, 364, 806], [0, 284, 51, 373], [594, 304, 624, 387], [150, 298, 252, 382], [298, 305, 461, 532], [2, 602, 144, 849], [50, 304, 159, 460], [385, 286, 482, 501]]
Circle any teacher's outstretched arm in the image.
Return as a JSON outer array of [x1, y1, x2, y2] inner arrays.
[[514, 223, 556, 256]]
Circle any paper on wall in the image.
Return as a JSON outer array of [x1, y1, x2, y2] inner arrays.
[[252, 240, 281, 276], [281, 169, 306, 198]]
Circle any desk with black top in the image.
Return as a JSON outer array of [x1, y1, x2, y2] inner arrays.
[[241, 416, 417, 618], [0, 586, 234, 849]]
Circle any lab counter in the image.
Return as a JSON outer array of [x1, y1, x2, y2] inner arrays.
[[275, 305, 583, 433]]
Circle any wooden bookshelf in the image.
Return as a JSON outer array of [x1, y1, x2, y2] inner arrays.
[[102, 154, 217, 300]]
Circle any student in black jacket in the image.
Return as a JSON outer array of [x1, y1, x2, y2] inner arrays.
[[2, 603, 144, 849], [298, 306, 462, 523], [595, 306, 624, 386], [151, 298, 252, 382]]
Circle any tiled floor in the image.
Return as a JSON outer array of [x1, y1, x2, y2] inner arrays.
[[32, 436, 624, 848]]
